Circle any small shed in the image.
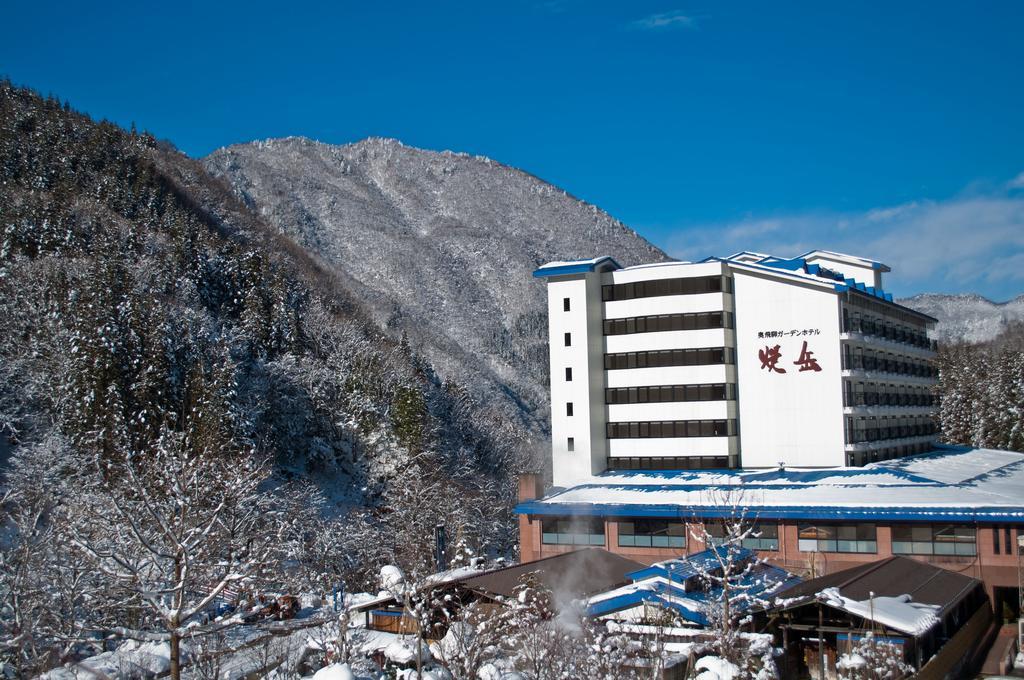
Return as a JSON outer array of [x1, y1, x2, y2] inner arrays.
[[769, 556, 990, 679]]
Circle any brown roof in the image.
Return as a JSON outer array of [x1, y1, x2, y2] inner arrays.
[[774, 556, 980, 616], [460, 548, 646, 600]]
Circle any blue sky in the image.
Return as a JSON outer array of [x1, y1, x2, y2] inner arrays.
[[2, 1, 1023, 299]]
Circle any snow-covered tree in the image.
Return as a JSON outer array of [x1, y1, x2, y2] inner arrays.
[[836, 633, 911, 680], [686, 490, 783, 680], [65, 428, 301, 680]]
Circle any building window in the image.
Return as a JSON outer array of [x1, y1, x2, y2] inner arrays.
[[566, 402, 574, 417], [604, 347, 734, 370], [606, 419, 735, 439], [541, 517, 605, 546], [567, 437, 575, 452], [618, 519, 686, 548], [702, 522, 777, 550], [563, 297, 571, 312], [606, 383, 736, 404], [564, 332, 572, 347], [601, 275, 730, 302], [603, 311, 734, 336], [892, 524, 976, 556], [744, 523, 780, 551], [565, 367, 572, 381], [798, 524, 877, 553], [609, 456, 730, 470]]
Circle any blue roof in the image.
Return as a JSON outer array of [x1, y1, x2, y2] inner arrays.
[[626, 545, 757, 581], [517, 499, 1024, 523], [585, 548, 800, 622], [516, 446, 1024, 524], [532, 256, 622, 278]]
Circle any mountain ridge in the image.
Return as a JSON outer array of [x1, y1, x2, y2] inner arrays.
[[204, 135, 668, 442], [899, 292, 1024, 343]]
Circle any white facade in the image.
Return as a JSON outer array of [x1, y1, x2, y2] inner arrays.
[[535, 251, 937, 487]]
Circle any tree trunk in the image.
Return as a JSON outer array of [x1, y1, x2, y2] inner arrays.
[[169, 630, 180, 680]]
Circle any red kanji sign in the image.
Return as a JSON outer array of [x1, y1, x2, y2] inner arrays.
[[759, 344, 787, 373], [793, 340, 822, 372]]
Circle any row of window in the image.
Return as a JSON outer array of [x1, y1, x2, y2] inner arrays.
[[843, 294, 933, 335], [606, 419, 736, 439], [846, 441, 934, 466], [540, 519, 995, 557], [605, 383, 736, 405], [604, 347, 735, 371], [842, 308, 936, 351], [608, 456, 731, 470], [843, 386, 938, 408], [601, 275, 731, 302], [798, 523, 878, 553], [603, 311, 733, 336], [845, 416, 937, 444], [842, 346, 938, 378], [892, 524, 977, 556]]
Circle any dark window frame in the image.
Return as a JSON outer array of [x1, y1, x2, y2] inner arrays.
[[602, 275, 731, 302], [603, 311, 734, 336], [892, 524, 976, 556], [617, 519, 687, 549], [798, 523, 878, 554], [606, 419, 735, 439], [604, 347, 734, 371]]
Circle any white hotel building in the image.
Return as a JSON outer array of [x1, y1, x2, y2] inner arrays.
[[521, 250, 1024, 607], [534, 249, 939, 487]]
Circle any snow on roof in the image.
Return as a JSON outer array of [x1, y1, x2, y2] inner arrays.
[[517, 446, 1024, 523], [584, 547, 800, 624], [618, 260, 693, 270], [817, 587, 939, 636], [800, 249, 890, 272], [532, 256, 621, 277]]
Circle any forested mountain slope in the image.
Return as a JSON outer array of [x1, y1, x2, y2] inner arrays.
[[899, 293, 1024, 344], [204, 137, 667, 438], [0, 81, 523, 563]]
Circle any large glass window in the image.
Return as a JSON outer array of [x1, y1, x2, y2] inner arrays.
[[743, 523, 780, 551], [618, 519, 686, 548], [541, 518, 606, 546], [892, 524, 976, 556], [704, 522, 779, 550], [798, 524, 877, 553]]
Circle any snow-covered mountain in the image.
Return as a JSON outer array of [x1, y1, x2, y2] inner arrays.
[[899, 293, 1024, 344], [204, 137, 667, 436]]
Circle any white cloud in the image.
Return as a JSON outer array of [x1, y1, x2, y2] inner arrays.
[[629, 10, 696, 30], [1008, 171, 1024, 190], [663, 184, 1024, 299]]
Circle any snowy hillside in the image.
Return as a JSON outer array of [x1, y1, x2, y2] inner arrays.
[[899, 293, 1024, 343], [204, 137, 667, 437]]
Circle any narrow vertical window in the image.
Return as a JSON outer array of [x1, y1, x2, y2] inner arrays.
[[565, 367, 573, 381], [564, 332, 572, 347], [566, 402, 574, 417], [563, 297, 571, 312], [567, 437, 575, 452]]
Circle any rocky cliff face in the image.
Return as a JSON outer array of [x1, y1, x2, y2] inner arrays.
[[205, 137, 667, 436]]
